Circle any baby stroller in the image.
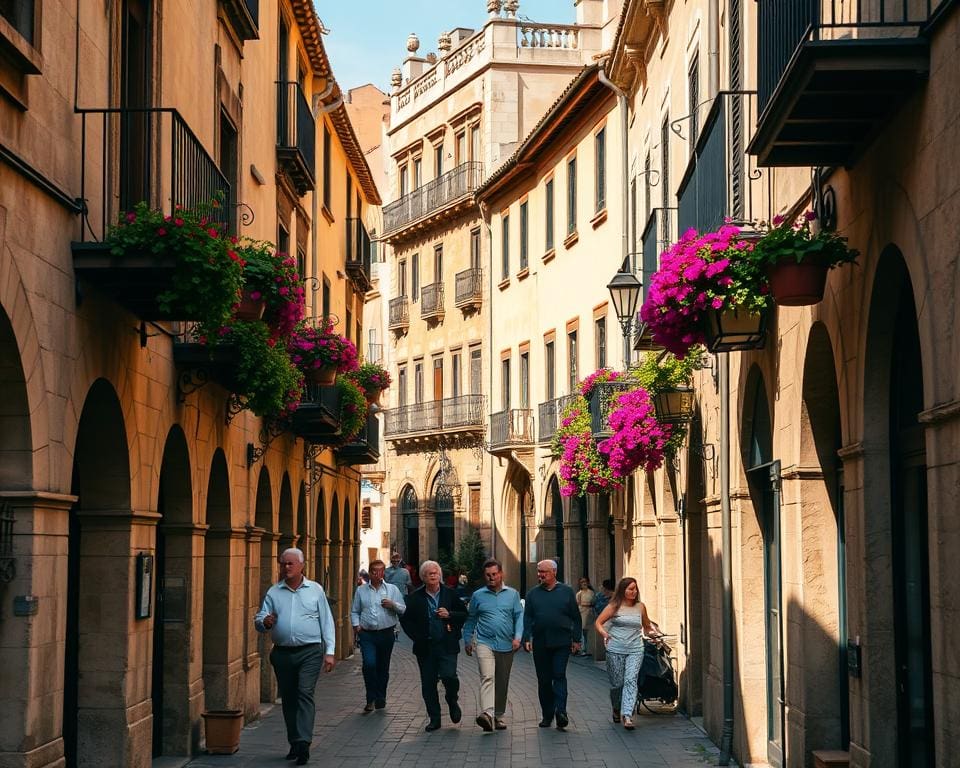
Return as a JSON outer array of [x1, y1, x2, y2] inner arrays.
[[636, 633, 678, 714]]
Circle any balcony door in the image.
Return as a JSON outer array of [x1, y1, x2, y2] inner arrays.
[[120, 0, 153, 211]]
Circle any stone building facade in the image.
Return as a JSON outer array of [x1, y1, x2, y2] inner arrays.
[[0, 1, 379, 765]]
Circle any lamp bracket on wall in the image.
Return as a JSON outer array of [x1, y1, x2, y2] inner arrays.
[[234, 201, 255, 227], [225, 394, 249, 425], [247, 418, 290, 467]]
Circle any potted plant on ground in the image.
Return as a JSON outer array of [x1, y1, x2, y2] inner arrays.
[[222, 321, 304, 419], [748, 211, 858, 306], [288, 321, 359, 385], [105, 201, 243, 332], [350, 361, 393, 405], [640, 223, 771, 356], [236, 239, 306, 335]]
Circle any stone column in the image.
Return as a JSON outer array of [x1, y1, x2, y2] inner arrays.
[[586, 495, 610, 661], [327, 541, 343, 657]]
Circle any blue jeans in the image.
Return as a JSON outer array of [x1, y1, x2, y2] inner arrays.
[[358, 628, 396, 703], [532, 644, 571, 718]]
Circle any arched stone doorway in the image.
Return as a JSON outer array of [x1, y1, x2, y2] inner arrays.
[[253, 468, 275, 703], [277, 473, 294, 553], [202, 449, 236, 711], [296, 482, 308, 574], [329, 493, 342, 640], [315, 490, 328, 585], [65, 379, 132, 767], [542, 476, 565, 582], [862, 249, 933, 766], [501, 464, 533, 592], [429, 473, 455, 563], [399, 485, 419, 567]]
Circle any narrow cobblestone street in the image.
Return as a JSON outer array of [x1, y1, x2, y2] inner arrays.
[[187, 637, 718, 768]]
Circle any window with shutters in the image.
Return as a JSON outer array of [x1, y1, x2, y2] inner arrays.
[[520, 351, 530, 409], [452, 351, 462, 397], [501, 213, 510, 280], [411, 253, 420, 301], [361, 506, 372, 529], [470, 347, 482, 395], [688, 52, 700, 153], [595, 317, 607, 369], [545, 179, 555, 252], [519, 201, 529, 270], [545, 340, 556, 400], [567, 331, 578, 393], [567, 156, 577, 235], [595, 127, 606, 212], [414, 361, 424, 403], [501, 357, 511, 410], [661, 114, 671, 212]]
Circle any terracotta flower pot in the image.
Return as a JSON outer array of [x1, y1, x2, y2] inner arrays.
[[765, 257, 829, 306], [364, 387, 386, 406], [235, 291, 266, 320], [202, 709, 243, 754], [306, 363, 337, 386]]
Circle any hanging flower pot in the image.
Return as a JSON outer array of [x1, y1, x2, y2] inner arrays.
[[202, 709, 243, 754], [703, 306, 768, 353], [234, 290, 266, 320], [765, 256, 829, 306], [306, 363, 337, 386]]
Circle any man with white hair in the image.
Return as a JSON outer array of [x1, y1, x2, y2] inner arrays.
[[255, 548, 335, 765], [522, 559, 581, 730], [399, 560, 468, 731]]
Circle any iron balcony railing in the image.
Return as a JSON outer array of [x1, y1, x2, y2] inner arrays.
[[276, 81, 316, 194], [383, 161, 483, 235], [365, 343, 384, 365], [75, 108, 230, 241], [384, 395, 486, 437], [489, 409, 535, 450], [588, 381, 632, 439], [757, 0, 943, 115], [421, 282, 444, 320], [676, 91, 760, 237], [639, 208, 677, 304], [388, 296, 409, 330], [345, 217, 372, 288], [538, 393, 579, 444], [454, 267, 483, 308]]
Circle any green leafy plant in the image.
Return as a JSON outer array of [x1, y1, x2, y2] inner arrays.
[[551, 390, 621, 497], [633, 350, 700, 394], [336, 376, 369, 441], [222, 321, 303, 419], [749, 211, 859, 269], [288, 321, 359, 378], [350, 361, 392, 398], [443, 528, 487, 589], [236, 239, 306, 337], [106, 201, 243, 334]]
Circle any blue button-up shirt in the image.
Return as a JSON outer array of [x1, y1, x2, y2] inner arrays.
[[350, 580, 406, 630], [425, 588, 445, 641], [462, 585, 524, 652], [254, 578, 336, 655]]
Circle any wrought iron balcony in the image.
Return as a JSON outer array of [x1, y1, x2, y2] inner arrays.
[[677, 91, 760, 237], [389, 296, 409, 332], [421, 282, 444, 322], [72, 108, 230, 320], [277, 81, 316, 195], [588, 381, 631, 439], [750, 0, 939, 166], [538, 394, 579, 444], [488, 409, 535, 453], [291, 382, 341, 443], [639, 207, 677, 305], [382, 162, 483, 241], [384, 395, 486, 442], [336, 413, 381, 465], [219, 0, 259, 40], [454, 267, 483, 310], [345, 217, 372, 292]]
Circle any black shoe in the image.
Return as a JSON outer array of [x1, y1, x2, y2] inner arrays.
[[425, 720, 442, 732], [295, 742, 310, 765], [285, 746, 298, 760], [374, 699, 386, 710], [449, 702, 462, 723], [363, 701, 375, 713], [538, 716, 553, 728], [555, 711, 569, 729], [475, 712, 494, 732]]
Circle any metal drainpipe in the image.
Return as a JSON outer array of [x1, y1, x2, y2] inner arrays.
[[718, 352, 734, 764], [480, 199, 497, 561]]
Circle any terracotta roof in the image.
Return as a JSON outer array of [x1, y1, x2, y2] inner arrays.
[[290, 0, 382, 205]]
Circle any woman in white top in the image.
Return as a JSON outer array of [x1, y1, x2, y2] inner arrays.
[[594, 577, 656, 729]]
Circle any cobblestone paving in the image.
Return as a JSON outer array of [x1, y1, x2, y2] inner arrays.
[[188, 637, 719, 768]]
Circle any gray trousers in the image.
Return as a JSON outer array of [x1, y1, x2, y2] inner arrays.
[[270, 644, 323, 745]]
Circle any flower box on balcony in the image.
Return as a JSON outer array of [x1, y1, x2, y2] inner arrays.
[[290, 383, 341, 443], [173, 341, 243, 398], [588, 381, 631, 440], [73, 241, 180, 320]]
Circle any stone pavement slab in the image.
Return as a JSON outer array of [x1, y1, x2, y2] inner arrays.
[[187, 637, 719, 767]]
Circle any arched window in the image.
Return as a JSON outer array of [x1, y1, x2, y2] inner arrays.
[[430, 474, 455, 561], [399, 485, 419, 566]]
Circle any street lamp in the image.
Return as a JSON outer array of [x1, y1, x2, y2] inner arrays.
[[606, 270, 642, 366]]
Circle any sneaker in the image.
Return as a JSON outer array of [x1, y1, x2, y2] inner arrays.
[[494, 717, 507, 730], [555, 711, 569, 730], [475, 712, 494, 732]]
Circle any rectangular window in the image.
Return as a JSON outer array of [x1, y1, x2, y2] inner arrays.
[[455, 132, 466, 165], [345, 309, 352, 340], [434, 243, 443, 284], [399, 163, 408, 197], [501, 358, 511, 410], [644, 151, 651, 224], [452, 351, 462, 397], [433, 356, 443, 400], [688, 52, 700, 152], [322, 277, 331, 320], [398, 365, 408, 407], [219, 112, 239, 234], [411, 253, 420, 301], [519, 201, 529, 270], [413, 157, 422, 189], [595, 316, 607, 369], [520, 351, 530, 409], [0, 1, 35, 44], [545, 341, 555, 400], [501, 214, 510, 281], [398, 260, 407, 297], [567, 156, 577, 235], [470, 227, 481, 269], [470, 347, 482, 395], [567, 330, 578, 392], [277, 220, 290, 257], [595, 127, 606, 212], [545, 179, 555, 252], [323, 126, 331, 210], [346, 174, 353, 218], [471, 124, 481, 162], [434, 144, 444, 177], [414, 361, 424, 403], [661, 114, 670, 212]]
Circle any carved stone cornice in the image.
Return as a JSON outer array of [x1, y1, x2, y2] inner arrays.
[[918, 399, 960, 425]]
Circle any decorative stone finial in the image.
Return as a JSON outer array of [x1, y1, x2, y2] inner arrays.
[[406, 32, 420, 54], [390, 67, 402, 91], [487, 0, 503, 18], [504, 0, 519, 18], [438, 31, 452, 53]]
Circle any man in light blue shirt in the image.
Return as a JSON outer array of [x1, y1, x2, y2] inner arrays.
[[254, 548, 335, 765], [462, 558, 523, 731], [350, 559, 406, 712]]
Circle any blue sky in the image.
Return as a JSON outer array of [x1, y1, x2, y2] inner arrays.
[[319, 1, 577, 92]]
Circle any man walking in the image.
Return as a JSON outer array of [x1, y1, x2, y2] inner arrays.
[[399, 560, 467, 731], [350, 559, 406, 712], [522, 559, 582, 730], [463, 559, 523, 732], [384, 551, 412, 594], [254, 548, 335, 765]]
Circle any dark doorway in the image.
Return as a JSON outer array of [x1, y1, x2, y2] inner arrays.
[[400, 486, 419, 567], [551, 479, 564, 582], [151, 515, 167, 757], [120, 0, 152, 211], [432, 475, 454, 562], [576, 496, 588, 583]]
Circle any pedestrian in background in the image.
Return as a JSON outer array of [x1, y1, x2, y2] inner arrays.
[[522, 560, 582, 730], [350, 559, 406, 713], [594, 576, 657, 730], [576, 577, 597, 656], [254, 548, 335, 765], [594, 578, 615, 617], [384, 551, 413, 594], [462, 559, 523, 732], [399, 560, 467, 731]]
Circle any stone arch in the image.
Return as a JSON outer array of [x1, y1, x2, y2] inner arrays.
[[0, 306, 32, 489], [500, 462, 533, 592], [315, 489, 328, 585], [564, 493, 589, 591], [398, 484, 419, 567], [427, 472, 455, 564], [541, 475, 565, 582], [277, 473, 294, 553], [64, 378, 132, 767], [253, 467, 275, 704], [153, 426, 195, 756], [296, 482, 309, 574], [202, 449, 237, 711]]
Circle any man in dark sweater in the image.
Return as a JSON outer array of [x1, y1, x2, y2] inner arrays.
[[522, 559, 582, 730]]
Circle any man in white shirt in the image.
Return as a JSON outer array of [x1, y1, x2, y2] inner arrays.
[[350, 559, 406, 712], [254, 548, 335, 765]]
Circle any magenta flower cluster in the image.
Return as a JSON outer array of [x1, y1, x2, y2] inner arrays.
[[288, 324, 359, 374], [557, 423, 621, 497], [579, 367, 621, 398], [597, 388, 671, 476], [639, 224, 755, 357]]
